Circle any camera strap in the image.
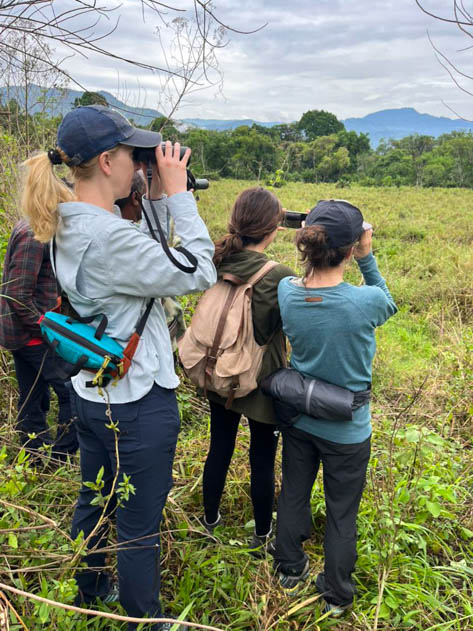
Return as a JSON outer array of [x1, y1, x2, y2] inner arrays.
[[140, 198, 198, 274]]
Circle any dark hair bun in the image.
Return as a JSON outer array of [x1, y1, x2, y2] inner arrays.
[[296, 225, 352, 271], [296, 225, 327, 250]]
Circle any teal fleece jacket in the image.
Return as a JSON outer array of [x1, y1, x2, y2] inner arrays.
[[277, 252, 397, 444]]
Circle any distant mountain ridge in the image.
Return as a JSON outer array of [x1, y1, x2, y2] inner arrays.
[[2, 86, 473, 146], [0, 86, 164, 126], [343, 108, 473, 146]]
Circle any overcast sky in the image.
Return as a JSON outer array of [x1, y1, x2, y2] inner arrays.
[[61, 0, 473, 122]]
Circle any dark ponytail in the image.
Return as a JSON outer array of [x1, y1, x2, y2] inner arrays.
[[213, 233, 245, 266], [295, 225, 354, 275], [213, 187, 283, 266]]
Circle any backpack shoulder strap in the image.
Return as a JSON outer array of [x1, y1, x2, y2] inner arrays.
[[203, 281, 239, 393], [221, 273, 245, 286], [247, 260, 279, 287]]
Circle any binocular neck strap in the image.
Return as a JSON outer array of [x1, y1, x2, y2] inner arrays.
[[141, 167, 198, 274]]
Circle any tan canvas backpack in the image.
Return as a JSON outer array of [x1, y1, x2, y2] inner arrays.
[[178, 260, 278, 408]]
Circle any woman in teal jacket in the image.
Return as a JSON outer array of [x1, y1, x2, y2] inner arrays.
[[274, 200, 397, 617]]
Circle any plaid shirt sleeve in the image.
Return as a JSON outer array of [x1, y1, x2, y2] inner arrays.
[[0, 222, 57, 349]]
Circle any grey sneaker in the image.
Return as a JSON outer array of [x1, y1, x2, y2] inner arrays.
[[249, 531, 276, 558], [322, 600, 351, 618], [278, 559, 310, 593], [161, 620, 185, 630], [101, 583, 120, 604], [202, 513, 222, 534]]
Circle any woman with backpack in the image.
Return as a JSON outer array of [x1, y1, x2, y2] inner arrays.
[[199, 187, 294, 552], [272, 200, 397, 617], [20, 105, 216, 630]]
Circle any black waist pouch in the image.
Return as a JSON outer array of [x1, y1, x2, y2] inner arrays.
[[260, 367, 371, 429]]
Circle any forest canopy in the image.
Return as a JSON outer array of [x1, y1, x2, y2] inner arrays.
[[2, 96, 473, 189]]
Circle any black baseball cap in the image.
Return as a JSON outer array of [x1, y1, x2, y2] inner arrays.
[[305, 199, 364, 248], [57, 105, 162, 166]]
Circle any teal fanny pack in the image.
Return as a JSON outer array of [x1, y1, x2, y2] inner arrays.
[[39, 311, 126, 386], [42, 236, 154, 389]]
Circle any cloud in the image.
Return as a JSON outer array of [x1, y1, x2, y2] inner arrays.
[[55, 0, 473, 121]]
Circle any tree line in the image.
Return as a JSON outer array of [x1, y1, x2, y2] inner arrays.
[[2, 91, 473, 189], [163, 117, 473, 189]]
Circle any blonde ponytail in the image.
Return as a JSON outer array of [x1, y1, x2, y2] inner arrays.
[[20, 152, 75, 243]]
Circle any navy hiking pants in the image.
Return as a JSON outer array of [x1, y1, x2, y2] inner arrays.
[[12, 343, 78, 456], [70, 383, 180, 630]]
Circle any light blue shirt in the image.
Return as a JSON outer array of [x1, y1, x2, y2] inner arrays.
[[55, 192, 216, 403], [278, 253, 397, 444]]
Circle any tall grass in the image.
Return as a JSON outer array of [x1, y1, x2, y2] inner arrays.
[[0, 180, 472, 630]]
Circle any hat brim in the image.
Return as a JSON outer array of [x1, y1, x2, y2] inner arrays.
[[121, 128, 162, 148]]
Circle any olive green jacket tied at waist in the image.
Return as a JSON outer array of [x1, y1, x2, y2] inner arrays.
[[206, 250, 294, 424]]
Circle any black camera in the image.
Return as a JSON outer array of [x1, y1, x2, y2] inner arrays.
[[133, 143, 209, 192], [282, 210, 308, 229]]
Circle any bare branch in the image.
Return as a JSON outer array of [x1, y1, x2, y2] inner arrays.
[[0, 1, 263, 103], [441, 98, 473, 122], [427, 31, 473, 84], [415, 0, 473, 27], [193, 0, 267, 35], [454, 1, 473, 43], [417, 2, 473, 116], [0, 0, 262, 154]]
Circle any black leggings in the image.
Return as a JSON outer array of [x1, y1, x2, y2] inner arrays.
[[203, 400, 279, 536]]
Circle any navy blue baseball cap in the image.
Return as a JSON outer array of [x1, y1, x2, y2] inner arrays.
[[57, 105, 162, 166], [305, 199, 364, 248]]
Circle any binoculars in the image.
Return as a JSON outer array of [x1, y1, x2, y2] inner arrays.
[[281, 211, 308, 229], [133, 144, 209, 192]]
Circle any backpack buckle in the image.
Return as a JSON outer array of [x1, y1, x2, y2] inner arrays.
[[206, 352, 218, 369]]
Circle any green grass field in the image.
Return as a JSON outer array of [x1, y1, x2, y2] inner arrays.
[[0, 181, 472, 630]]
